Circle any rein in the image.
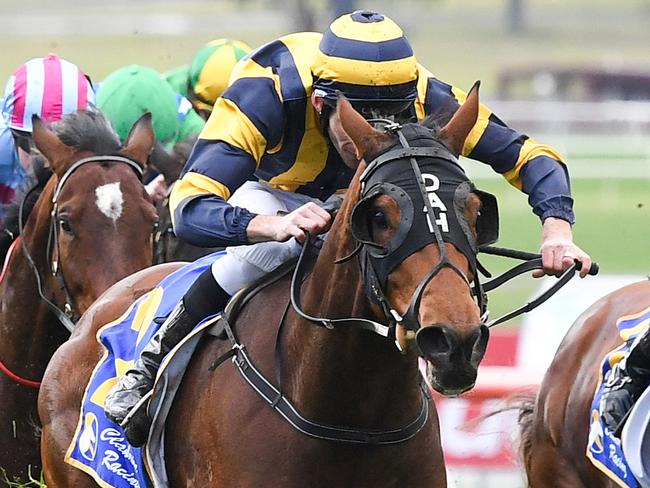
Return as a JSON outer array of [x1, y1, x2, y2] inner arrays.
[[477, 245, 599, 327], [209, 122, 598, 445], [153, 181, 176, 265], [292, 123, 485, 343], [212, 272, 432, 444]]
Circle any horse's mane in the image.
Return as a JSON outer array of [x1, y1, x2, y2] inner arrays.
[[421, 101, 457, 132], [50, 109, 121, 156], [0, 110, 121, 238]]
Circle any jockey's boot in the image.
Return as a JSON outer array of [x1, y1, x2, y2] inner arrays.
[[104, 268, 229, 446], [601, 327, 650, 433]]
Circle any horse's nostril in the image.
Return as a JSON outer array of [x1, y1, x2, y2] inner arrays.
[[415, 326, 453, 358], [469, 324, 490, 364]]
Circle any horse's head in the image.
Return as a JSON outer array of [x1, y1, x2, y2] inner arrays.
[[30, 110, 158, 314], [329, 83, 497, 396]]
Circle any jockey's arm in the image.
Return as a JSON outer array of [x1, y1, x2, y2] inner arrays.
[[168, 139, 259, 248], [416, 68, 592, 277], [246, 204, 331, 244], [169, 144, 331, 247], [169, 80, 331, 248]]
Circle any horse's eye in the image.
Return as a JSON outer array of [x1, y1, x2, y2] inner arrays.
[[59, 216, 73, 235], [370, 209, 389, 230]]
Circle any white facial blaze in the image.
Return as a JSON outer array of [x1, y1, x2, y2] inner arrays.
[[421, 173, 449, 233], [95, 182, 123, 222]]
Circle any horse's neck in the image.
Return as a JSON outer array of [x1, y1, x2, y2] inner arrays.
[[0, 197, 67, 372], [284, 232, 422, 427]]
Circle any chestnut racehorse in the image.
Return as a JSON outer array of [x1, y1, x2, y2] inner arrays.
[[40, 86, 494, 487], [0, 111, 157, 482], [519, 279, 650, 487]]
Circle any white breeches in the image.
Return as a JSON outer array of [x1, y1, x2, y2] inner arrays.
[[210, 181, 322, 295]]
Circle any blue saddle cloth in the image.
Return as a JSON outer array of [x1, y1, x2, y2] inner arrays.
[[587, 306, 650, 488], [65, 251, 224, 488]]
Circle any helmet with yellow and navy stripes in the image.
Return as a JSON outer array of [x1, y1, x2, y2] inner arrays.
[[312, 10, 418, 120]]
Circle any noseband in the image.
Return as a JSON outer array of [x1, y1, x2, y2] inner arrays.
[[20, 155, 143, 333]]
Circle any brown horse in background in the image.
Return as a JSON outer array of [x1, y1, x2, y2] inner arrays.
[[0, 111, 157, 483], [40, 86, 493, 487], [519, 279, 650, 487]]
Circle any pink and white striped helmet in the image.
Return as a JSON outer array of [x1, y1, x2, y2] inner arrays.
[[1, 53, 95, 133]]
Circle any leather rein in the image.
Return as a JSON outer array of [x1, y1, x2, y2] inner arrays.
[[210, 125, 468, 445]]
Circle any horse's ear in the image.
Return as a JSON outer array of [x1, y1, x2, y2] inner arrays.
[[31, 115, 75, 176], [439, 81, 480, 155], [331, 93, 393, 165], [149, 140, 183, 186], [121, 112, 155, 168]]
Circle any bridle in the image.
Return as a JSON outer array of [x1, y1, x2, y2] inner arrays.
[[213, 122, 484, 445], [19, 155, 144, 333]]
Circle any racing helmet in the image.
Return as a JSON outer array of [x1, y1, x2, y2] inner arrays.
[[312, 10, 418, 121], [187, 38, 252, 114], [96, 65, 179, 147], [2, 53, 95, 133]]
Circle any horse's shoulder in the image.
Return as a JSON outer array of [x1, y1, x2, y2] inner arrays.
[[72, 263, 185, 340], [570, 279, 650, 349]]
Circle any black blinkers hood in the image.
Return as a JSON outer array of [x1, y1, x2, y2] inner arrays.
[[353, 123, 498, 290]]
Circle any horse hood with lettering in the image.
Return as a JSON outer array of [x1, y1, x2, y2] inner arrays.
[[351, 123, 498, 290]]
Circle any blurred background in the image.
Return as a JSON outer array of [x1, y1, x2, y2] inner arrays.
[[2, 0, 649, 486]]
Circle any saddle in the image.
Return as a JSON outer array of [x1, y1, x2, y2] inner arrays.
[[205, 255, 300, 340], [145, 254, 309, 487], [622, 385, 650, 487]]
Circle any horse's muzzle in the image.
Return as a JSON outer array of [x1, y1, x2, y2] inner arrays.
[[416, 324, 489, 395]]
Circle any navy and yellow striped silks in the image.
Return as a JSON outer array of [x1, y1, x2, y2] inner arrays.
[[171, 31, 574, 249], [587, 306, 650, 488], [66, 252, 224, 488]]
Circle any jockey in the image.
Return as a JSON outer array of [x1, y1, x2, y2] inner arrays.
[[95, 65, 205, 202], [105, 10, 593, 446], [185, 38, 251, 120], [601, 327, 650, 432], [96, 64, 203, 150], [0, 54, 94, 258]]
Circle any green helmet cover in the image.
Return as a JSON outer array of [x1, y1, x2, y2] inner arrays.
[[97, 65, 179, 146]]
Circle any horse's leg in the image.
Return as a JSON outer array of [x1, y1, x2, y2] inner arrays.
[[39, 334, 101, 488], [518, 392, 583, 487], [41, 421, 96, 487]]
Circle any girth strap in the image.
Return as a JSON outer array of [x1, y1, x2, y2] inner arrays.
[[229, 343, 431, 444], [210, 311, 431, 445]]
